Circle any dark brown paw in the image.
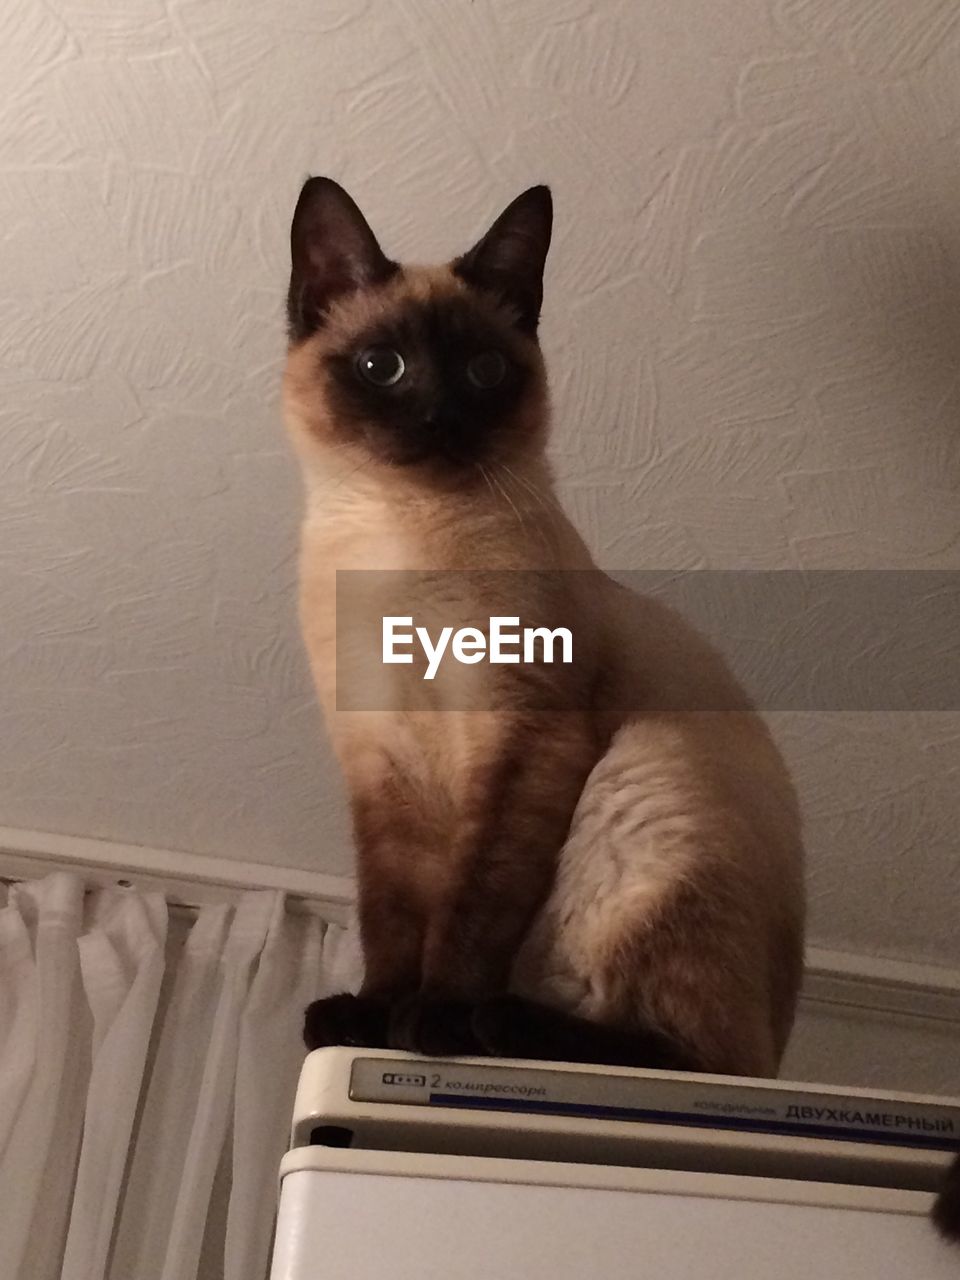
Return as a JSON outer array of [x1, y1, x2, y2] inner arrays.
[[470, 994, 534, 1057], [387, 996, 484, 1056], [303, 993, 389, 1050], [933, 1154, 960, 1242]]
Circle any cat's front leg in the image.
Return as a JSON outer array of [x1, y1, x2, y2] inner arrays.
[[353, 814, 490, 1055], [302, 778, 426, 1051], [389, 715, 598, 1055], [302, 879, 423, 1051]]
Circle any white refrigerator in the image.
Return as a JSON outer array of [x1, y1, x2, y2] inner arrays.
[[270, 1049, 960, 1279]]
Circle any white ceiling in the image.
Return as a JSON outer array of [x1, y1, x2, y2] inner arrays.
[[1, 0, 958, 967]]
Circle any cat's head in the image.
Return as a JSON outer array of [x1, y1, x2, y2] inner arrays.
[[283, 178, 552, 483]]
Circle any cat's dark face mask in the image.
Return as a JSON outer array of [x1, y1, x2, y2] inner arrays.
[[286, 179, 552, 476], [322, 293, 537, 470]]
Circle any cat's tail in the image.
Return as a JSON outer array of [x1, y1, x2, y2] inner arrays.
[[933, 1154, 960, 1243], [470, 994, 697, 1071]]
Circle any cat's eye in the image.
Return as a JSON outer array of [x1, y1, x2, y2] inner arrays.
[[466, 349, 507, 389], [356, 346, 405, 387]]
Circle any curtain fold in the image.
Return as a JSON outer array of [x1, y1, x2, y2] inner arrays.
[[63, 889, 168, 1280], [108, 902, 233, 1280], [0, 870, 356, 1280], [0, 873, 86, 1279], [158, 890, 279, 1280]]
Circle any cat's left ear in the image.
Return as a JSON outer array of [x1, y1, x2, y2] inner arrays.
[[287, 177, 398, 342], [454, 186, 553, 335]]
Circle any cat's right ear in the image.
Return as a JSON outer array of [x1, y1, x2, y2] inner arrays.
[[287, 177, 398, 342]]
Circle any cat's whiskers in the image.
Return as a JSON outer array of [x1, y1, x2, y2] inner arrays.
[[496, 461, 563, 525], [486, 465, 530, 540], [489, 463, 563, 562], [475, 462, 500, 509]]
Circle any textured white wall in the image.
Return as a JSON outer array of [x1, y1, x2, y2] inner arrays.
[[1, 1, 959, 972]]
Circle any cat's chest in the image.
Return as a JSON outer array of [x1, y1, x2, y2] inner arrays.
[[305, 495, 417, 574], [299, 499, 501, 720]]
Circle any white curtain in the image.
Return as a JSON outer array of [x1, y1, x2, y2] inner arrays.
[[0, 871, 359, 1280]]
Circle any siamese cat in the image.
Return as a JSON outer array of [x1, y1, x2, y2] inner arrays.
[[284, 177, 806, 1078]]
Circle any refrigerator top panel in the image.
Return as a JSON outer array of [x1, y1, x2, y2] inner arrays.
[[291, 1048, 960, 1192]]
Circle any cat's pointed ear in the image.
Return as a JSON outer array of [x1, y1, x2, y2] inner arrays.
[[287, 177, 398, 341], [454, 186, 553, 335]]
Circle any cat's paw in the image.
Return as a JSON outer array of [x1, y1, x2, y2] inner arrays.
[[470, 994, 534, 1057], [387, 995, 484, 1056], [303, 993, 389, 1050]]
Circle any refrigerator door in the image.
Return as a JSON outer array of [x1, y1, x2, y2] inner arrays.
[[269, 1149, 955, 1280]]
